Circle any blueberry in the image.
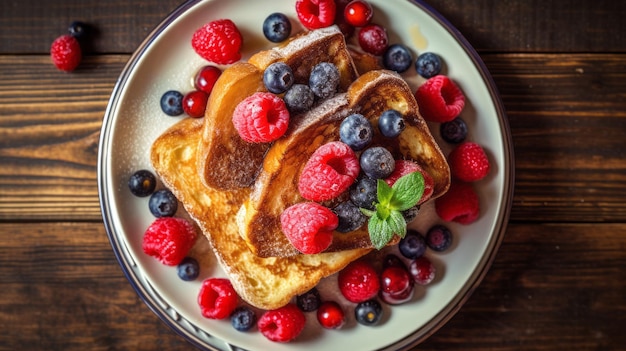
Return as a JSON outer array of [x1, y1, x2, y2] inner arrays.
[[426, 224, 453, 252], [355, 299, 383, 326], [350, 177, 378, 210], [263, 12, 292, 43], [333, 201, 367, 232], [231, 306, 257, 332], [415, 52, 443, 78], [402, 206, 420, 224], [398, 229, 427, 259], [378, 109, 406, 138], [68, 21, 89, 40], [340, 113, 373, 150], [440, 117, 468, 144], [148, 189, 178, 217], [284, 84, 314, 113], [360, 147, 395, 179], [128, 169, 157, 197], [383, 44, 413, 73], [263, 62, 294, 94], [176, 257, 199, 281], [160, 90, 184, 116], [309, 62, 340, 99], [296, 288, 321, 312]]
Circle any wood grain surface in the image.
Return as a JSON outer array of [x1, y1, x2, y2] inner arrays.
[[0, 0, 625, 350]]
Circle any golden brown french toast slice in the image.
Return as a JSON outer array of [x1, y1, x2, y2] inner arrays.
[[198, 25, 359, 190], [238, 70, 451, 258], [151, 117, 370, 310]]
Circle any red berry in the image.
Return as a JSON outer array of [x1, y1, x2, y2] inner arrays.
[[50, 34, 82, 72], [142, 217, 197, 266], [296, 0, 337, 30], [409, 256, 436, 285], [358, 24, 388, 56], [338, 260, 380, 303], [344, 0, 374, 27], [191, 19, 242, 65], [435, 181, 480, 224], [232, 92, 290, 143], [182, 90, 209, 118], [384, 160, 434, 204], [197, 278, 238, 319], [380, 265, 414, 305], [334, 0, 356, 37], [258, 304, 306, 342], [298, 141, 360, 201], [415, 75, 465, 123], [317, 301, 345, 329], [448, 142, 490, 182], [280, 202, 338, 254], [194, 65, 222, 95]]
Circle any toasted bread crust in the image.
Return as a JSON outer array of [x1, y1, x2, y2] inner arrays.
[[151, 117, 370, 310], [239, 70, 451, 257], [198, 26, 358, 190]]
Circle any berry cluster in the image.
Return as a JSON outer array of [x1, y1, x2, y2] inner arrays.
[[231, 60, 341, 143], [50, 21, 92, 72], [416, 78, 491, 225], [128, 169, 198, 267], [160, 64, 222, 118], [284, 104, 437, 254]]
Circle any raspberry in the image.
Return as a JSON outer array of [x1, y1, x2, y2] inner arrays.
[[337, 260, 380, 303], [415, 75, 465, 123], [191, 19, 243, 65], [384, 159, 434, 204], [435, 181, 480, 224], [232, 92, 290, 143], [197, 278, 238, 320], [142, 217, 197, 266], [280, 202, 338, 254], [298, 141, 360, 201], [258, 304, 306, 342], [295, 0, 336, 30], [50, 34, 82, 72], [448, 141, 490, 182]]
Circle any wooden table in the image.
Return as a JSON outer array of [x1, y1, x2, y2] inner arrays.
[[1, 0, 625, 350]]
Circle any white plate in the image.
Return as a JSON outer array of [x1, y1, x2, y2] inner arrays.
[[98, 0, 514, 350]]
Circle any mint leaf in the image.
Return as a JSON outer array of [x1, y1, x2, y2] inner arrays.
[[376, 179, 394, 207], [367, 212, 395, 250], [360, 207, 376, 217], [363, 170, 426, 250], [388, 210, 407, 238], [389, 172, 424, 211]]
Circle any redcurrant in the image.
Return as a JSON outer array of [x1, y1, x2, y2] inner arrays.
[[182, 90, 209, 118], [316, 301, 345, 329], [344, 0, 373, 27], [194, 65, 222, 95], [410, 256, 436, 285], [358, 24, 388, 56], [380, 264, 414, 305]]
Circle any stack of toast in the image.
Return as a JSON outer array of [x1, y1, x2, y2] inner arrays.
[[150, 25, 450, 310]]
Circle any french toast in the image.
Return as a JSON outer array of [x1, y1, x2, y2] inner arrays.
[[238, 70, 451, 258], [197, 25, 359, 190], [150, 117, 371, 310]]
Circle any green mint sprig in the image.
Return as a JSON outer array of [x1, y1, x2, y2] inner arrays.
[[360, 171, 425, 250]]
